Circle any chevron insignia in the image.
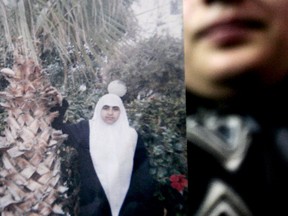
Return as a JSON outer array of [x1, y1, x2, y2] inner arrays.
[[196, 180, 252, 216]]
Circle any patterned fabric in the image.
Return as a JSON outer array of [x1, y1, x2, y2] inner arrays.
[[187, 111, 259, 172]]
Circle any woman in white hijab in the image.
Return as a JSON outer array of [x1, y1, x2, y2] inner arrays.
[[52, 81, 164, 216]]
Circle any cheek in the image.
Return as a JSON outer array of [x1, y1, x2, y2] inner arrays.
[[100, 110, 106, 120], [269, 0, 288, 39], [115, 112, 121, 120], [267, 6, 288, 76], [183, 0, 198, 36]]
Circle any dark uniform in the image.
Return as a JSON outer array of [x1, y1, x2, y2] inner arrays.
[[187, 78, 288, 216]]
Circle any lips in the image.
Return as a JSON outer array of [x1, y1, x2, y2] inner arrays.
[[195, 18, 266, 46]]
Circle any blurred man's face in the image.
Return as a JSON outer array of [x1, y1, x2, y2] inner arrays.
[[184, 0, 288, 99]]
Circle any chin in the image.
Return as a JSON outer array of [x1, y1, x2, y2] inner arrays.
[[205, 47, 272, 80]]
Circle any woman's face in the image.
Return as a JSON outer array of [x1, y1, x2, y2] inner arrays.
[[184, 0, 288, 98], [101, 105, 121, 125]]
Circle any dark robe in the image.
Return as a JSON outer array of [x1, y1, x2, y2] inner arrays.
[[52, 100, 163, 216]]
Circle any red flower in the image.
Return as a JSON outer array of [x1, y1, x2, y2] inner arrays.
[[169, 174, 188, 193]]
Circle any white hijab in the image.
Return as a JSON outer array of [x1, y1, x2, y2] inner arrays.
[[89, 93, 137, 216]]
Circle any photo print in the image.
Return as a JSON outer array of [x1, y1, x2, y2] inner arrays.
[[0, 1, 187, 215]]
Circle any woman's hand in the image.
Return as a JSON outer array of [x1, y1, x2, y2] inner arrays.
[[44, 86, 63, 106]]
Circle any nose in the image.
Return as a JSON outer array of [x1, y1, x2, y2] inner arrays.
[[108, 108, 113, 115]]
